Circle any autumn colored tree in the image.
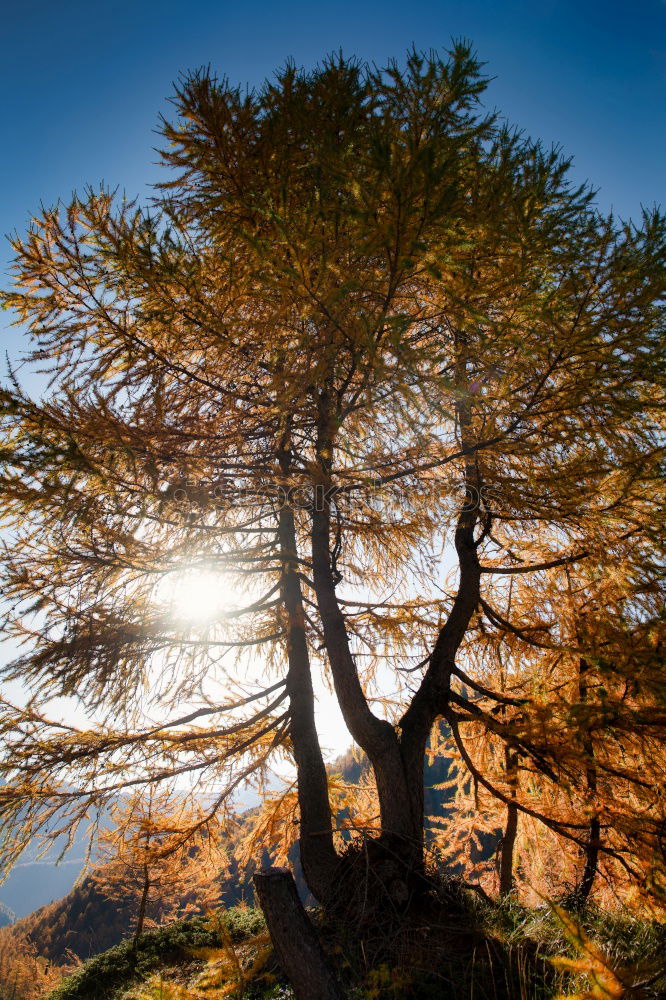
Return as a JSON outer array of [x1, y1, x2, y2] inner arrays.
[[0, 927, 64, 1000], [431, 538, 666, 908], [0, 44, 664, 947], [91, 789, 228, 938]]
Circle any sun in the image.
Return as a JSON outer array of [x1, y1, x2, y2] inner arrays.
[[157, 569, 236, 623]]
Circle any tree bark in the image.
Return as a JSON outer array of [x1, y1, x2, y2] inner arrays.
[[254, 867, 344, 1000], [398, 483, 481, 840], [577, 816, 600, 905], [134, 863, 150, 940], [574, 656, 600, 906], [311, 375, 483, 876], [499, 751, 518, 898], [311, 499, 416, 842], [278, 496, 339, 904], [399, 345, 481, 844]]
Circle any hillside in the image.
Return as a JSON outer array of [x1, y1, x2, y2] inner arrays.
[[0, 791, 106, 919], [39, 897, 666, 1000], [11, 875, 158, 964], [1, 746, 664, 999], [3, 744, 458, 969]]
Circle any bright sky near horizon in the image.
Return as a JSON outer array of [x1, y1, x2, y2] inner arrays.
[[0, 0, 664, 755]]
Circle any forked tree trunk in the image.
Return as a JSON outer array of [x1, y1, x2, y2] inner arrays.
[[254, 867, 344, 1000], [398, 356, 482, 863], [308, 379, 482, 905], [311, 393, 420, 853], [311, 524, 415, 840]]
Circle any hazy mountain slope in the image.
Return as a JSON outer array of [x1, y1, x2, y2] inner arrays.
[[0, 900, 15, 927], [0, 837, 91, 919], [11, 875, 138, 963]]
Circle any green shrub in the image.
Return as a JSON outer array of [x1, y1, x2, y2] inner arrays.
[[44, 909, 265, 1000]]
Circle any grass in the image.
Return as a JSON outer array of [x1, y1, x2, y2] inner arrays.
[[41, 887, 666, 1000], [483, 897, 666, 999], [43, 909, 266, 1000]]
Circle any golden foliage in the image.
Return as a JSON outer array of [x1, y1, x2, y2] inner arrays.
[[127, 911, 272, 1000], [91, 789, 230, 934], [0, 926, 69, 1000], [548, 905, 652, 1000]]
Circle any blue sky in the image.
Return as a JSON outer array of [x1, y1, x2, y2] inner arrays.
[[1, 0, 664, 686]]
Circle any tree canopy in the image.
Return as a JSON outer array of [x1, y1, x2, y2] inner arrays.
[[0, 45, 664, 915]]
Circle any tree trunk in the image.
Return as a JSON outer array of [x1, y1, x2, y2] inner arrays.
[[399, 352, 481, 849], [499, 751, 518, 898], [311, 394, 417, 846], [574, 656, 600, 906], [577, 817, 600, 905], [398, 498, 481, 847], [499, 802, 518, 897], [312, 500, 416, 840], [278, 498, 339, 904], [254, 867, 344, 1000], [134, 864, 150, 940], [310, 378, 482, 895], [311, 498, 416, 841]]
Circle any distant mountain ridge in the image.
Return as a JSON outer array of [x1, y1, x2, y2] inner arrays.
[[0, 826, 99, 919], [0, 900, 16, 927]]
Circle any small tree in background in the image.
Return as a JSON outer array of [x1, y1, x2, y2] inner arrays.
[[91, 789, 228, 939], [0, 927, 63, 1000]]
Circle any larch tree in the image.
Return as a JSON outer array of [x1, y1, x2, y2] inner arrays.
[[0, 44, 664, 947], [91, 788, 228, 938]]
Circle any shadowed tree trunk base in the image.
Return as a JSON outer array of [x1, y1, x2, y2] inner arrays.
[[563, 818, 600, 910], [254, 866, 344, 1000], [325, 833, 429, 929]]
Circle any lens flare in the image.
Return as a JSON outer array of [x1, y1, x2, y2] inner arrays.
[[157, 569, 234, 622]]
